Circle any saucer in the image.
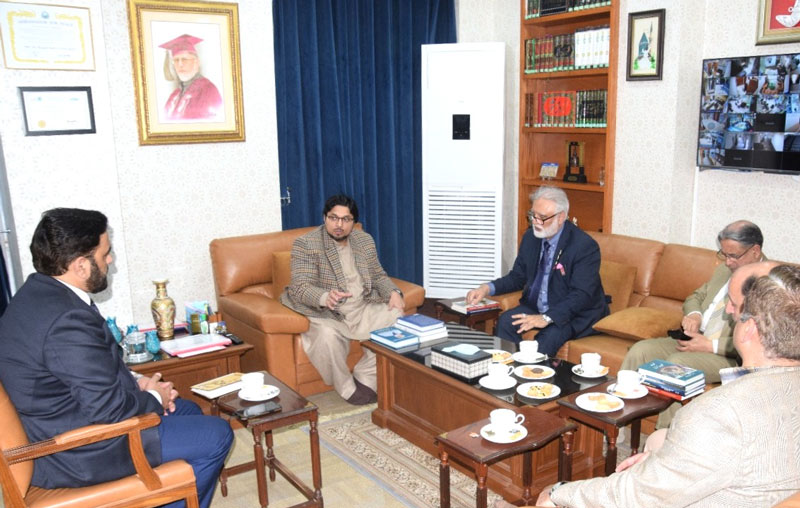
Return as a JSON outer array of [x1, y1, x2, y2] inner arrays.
[[478, 375, 516, 391], [239, 385, 280, 402], [513, 364, 555, 380], [607, 383, 648, 399], [575, 392, 625, 413], [484, 349, 514, 364], [480, 423, 528, 444], [511, 351, 547, 364], [571, 364, 609, 378], [517, 382, 561, 400]]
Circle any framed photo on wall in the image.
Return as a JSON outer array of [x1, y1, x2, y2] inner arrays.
[[19, 86, 96, 135], [626, 9, 665, 81], [127, 0, 244, 145], [757, 0, 800, 45]]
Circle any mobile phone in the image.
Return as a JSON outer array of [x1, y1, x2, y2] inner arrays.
[[667, 328, 691, 341], [221, 332, 244, 345], [235, 401, 281, 419]]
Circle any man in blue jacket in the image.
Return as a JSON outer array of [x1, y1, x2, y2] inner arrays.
[[0, 208, 232, 508], [466, 186, 608, 356]]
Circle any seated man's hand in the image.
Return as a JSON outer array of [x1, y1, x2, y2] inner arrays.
[[681, 313, 702, 333], [512, 313, 548, 333], [616, 451, 650, 472], [675, 331, 713, 353], [388, 290, 404, 311], [536, 484, 557, 507], [142, 373, 176, 413], [466, 284, 490, 305], [325, 289, 353, 310]]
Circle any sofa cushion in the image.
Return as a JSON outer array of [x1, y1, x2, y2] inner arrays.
[[272, 251, 292, 297], [599, 260, 637, 314], [593, 307, 682, 341]]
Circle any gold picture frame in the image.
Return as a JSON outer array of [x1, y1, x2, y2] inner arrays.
[[756, 0, 800, 45], [127, 0, 244, 145]]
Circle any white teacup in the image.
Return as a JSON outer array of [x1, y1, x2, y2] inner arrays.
[[519, 340, 539, 358], [616, 369, 644, 391], [580, 352, 602, 374], [490, 408, 525, 431], [487, 363, 514, 378], [240, 372, 264, 394]]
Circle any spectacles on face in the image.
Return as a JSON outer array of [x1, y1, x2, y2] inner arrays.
[[325, 214, 354, 224], [172, 56, 197, 65], [526, 211, 559, 225], [716, 244, 753, 261], [738, 312, 753, 323]]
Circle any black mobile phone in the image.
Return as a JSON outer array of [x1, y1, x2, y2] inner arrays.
[[667, 328, 691, 341], [235, 401, 281, 419], [221, 332, 244, 345]]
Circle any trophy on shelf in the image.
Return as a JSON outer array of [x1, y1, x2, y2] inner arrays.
[[563, 141, 587, 183]]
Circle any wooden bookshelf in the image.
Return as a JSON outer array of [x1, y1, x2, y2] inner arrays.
[[518, 1, 619, 238]]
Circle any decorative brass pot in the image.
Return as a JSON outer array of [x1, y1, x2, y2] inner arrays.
[[151, 279, 175, 340]]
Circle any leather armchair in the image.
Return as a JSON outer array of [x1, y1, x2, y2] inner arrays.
[[210, 226, 425, 396], [0, 381, 198, 508]]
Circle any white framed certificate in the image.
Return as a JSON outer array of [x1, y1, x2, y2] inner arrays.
[[20, 86, 96, 135], [0, 2, 95, 70]]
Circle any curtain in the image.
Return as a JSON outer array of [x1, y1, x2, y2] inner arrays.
[[273, 0, 456, 284]]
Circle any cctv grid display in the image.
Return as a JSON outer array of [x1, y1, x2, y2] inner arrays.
[[697, 53, 800, 173]]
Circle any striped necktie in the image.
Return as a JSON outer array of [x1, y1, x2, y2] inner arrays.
[[527, 241, 552, 308], [704, 296, 728, 341]]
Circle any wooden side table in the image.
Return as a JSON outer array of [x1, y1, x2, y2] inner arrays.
[[435, 298, 501, 334], [435, 406, 576, 508], [557, 380, 673, 476], [213, 371, 322, 508]]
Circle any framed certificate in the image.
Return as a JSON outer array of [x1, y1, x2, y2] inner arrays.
[[19, 86, 96, 135]]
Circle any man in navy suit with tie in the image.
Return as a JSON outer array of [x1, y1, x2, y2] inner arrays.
[[0, 208, 232, 508], [467, 186, 608, 356]]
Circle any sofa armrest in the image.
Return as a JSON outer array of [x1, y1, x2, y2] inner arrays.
[[493, 291, 522, 312], [219, 293, 309, 335], [391, 278, 425, 312]]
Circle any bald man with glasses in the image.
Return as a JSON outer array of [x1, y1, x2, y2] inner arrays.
[[619, 220, 765, 429]]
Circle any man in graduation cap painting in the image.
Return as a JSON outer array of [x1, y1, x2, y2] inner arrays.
[[159, 34, 223, 121]]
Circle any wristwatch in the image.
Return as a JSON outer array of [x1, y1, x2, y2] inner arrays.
[[541, 314, 553, 324], [392, 288, 404, 298], [550, 480, 567, 497]]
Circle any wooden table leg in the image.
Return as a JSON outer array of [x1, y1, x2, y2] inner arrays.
[[559, 431, 574, 481], [605, 427, 618, 476], [630, 420, 642, 456], [521, 451, 533, 505], [265, 430, 276, 482], [309, 412, 323, 505], [253, 430, 268, 508], [435, 303, 445, 321], [439, 450, 451, 508], [476, 463, 489, 508]]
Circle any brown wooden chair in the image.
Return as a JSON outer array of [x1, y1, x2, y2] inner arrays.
[[0, 381, 199, 507]]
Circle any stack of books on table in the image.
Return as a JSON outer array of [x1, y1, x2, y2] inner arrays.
[[449, 298, 501, 315], [395, 314, 447, 343], [190, 372, 243, 398], [638, 359, 706, 401], [369, 326, 419, 349]]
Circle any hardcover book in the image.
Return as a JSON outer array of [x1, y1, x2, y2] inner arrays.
[[395, 313, 444, 332], [638, 359, 705, 386], [370, 326, 419, 349], [449, 298, 501, 315], [191, 372, 243, 398]]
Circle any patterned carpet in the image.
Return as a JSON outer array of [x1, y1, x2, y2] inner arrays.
[[317, 409, 504, 508]]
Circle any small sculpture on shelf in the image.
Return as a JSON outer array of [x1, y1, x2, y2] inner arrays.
[[563, 141, 587, 183]]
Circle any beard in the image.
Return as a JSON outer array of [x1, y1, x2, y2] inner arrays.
[[532, 221, 559, 239], [86, 257, 108, 293]]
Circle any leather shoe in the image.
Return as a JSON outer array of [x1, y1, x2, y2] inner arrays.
[[346, 378, 377, 405]]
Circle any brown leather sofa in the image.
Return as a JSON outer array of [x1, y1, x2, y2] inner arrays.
[[210, 226, 425, 397], [493, 231, 722, 375]]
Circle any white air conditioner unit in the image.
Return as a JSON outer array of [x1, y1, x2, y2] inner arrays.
[[421, 42, 505, 298]]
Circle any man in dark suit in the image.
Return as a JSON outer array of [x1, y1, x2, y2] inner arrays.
[[467, 186, 608, 356], [0, 208, 232, 508]]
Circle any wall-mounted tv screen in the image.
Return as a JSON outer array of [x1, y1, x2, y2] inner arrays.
[[697, 53, 800, 173]]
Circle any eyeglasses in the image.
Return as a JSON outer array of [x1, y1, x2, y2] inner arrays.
[[172, 56, 197, 65], [738, 312, 753, 323], [325, 214, 354, 224], [716, 244, 753, 261], [526, 211, 560, 225]]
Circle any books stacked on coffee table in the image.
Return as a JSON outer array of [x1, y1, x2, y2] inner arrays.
[[637, 359, 706, 401], [449, 298, 501, 315], [395, 314, 447, 343], [191, 372, 243, 398], [370, 326, 419, 349]]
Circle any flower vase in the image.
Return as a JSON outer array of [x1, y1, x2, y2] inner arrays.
[[151, 279, 175, 340]]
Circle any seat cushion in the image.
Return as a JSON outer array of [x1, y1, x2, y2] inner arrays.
[[593, 307, 682, 341]]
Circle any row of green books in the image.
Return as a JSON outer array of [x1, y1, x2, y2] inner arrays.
[[524, 25, 610, 73], [524, 89, 608, 128], [525, 0, 612, 19]]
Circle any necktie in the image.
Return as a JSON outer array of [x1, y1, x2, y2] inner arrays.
[[90, 300, 101, 315], [704, 296, 727, 342], [527, 241, 551, 307]]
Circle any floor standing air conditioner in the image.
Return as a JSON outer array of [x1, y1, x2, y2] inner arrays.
[[421, 42, 505, 299]]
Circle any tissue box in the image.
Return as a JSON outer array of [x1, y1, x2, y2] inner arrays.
[[430, 341, 491, 384]]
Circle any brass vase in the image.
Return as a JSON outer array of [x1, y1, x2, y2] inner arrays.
[[151, 279, 175, 340]]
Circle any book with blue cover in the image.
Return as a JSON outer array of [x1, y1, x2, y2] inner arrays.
[[395, 314, 444, 333], [370, 326, 419, 349], [638, 359, 705, 386]]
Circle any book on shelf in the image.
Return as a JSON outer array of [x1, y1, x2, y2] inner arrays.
[[369, 326, 419, 349], [449, 298, 501, 315], [160, 333, 232, 357], [637, 359, 705, 386], [190, 372, 243, 398], [395, 313, 444, 333]]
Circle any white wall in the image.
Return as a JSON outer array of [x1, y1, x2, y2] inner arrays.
[[0, 0, 281, 325]]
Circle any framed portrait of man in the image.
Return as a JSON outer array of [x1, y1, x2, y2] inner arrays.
[[127, 0, 244, 145]]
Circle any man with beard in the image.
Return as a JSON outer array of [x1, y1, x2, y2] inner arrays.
[[466, 186, 608, 356], [280, 194, 405, 404], [0, 208, 232, 508], [159, 34, 223, 121]]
